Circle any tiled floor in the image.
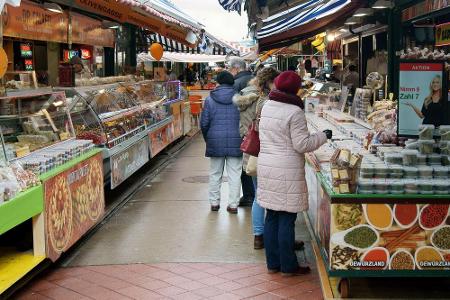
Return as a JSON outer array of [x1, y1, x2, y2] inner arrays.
[[15, 262, 322, 299]]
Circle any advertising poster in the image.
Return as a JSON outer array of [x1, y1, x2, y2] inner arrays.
[[44, 153, 104, 262], [111, 138, 149, 189], [398, 61, 448, 137], [329, 202, 450, 271], [173, 113, 183, 140], [149, 123, 174, 157]]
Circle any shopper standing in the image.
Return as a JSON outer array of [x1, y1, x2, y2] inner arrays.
[[257, 71, 332, 275], [201, 71, 242, 214], [228, 57, 255, 207], [232, 67, 279, 249]]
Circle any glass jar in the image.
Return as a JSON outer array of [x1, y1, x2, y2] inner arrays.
[[419, 124, 435, 140], [402, 150, 419, 166]]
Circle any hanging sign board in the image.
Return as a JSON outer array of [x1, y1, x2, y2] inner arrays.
[[71, 13, 115, 48], [3, 1, 68, 43], [397, 60, 449, 137], [74, 0, 128, 23], [127, 11, 165, 34], [402, 0, 450, 21], [436, 22, 450, 47]]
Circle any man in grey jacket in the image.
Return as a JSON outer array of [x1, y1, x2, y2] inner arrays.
[[228, 57, 255, 207]]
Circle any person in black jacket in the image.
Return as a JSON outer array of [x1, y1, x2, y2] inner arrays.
[[227, 57, 255, 207]]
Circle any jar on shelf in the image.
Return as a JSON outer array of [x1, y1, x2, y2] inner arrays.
[[402, 149, 419, 166]]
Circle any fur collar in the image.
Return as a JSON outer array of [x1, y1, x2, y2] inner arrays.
[[232, 86, 259, 111]]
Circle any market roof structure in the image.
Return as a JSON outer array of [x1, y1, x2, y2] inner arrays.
[[137, 52, 228, 63]]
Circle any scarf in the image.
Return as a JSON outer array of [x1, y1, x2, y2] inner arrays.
[[268, 89, 304, 110]]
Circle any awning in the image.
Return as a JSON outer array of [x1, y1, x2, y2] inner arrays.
[[148, 33, 229, 55], [258, 0, 363, 51], [137, 52, 227, 63]]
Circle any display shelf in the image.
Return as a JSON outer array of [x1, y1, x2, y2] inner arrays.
[[39, 148, 102, 181], [0, 186, 43, 236], [0, 248, 45, 294]]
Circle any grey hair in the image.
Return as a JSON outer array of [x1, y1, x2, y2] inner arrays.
[[228, 57, 247, 71]]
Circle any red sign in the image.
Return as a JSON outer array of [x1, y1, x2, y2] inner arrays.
[[44, 153, 104, 262], [81, 49, 91, 59], [399, 62, 444, 71]]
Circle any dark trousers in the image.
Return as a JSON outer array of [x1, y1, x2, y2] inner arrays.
[[241, 170, 255, 199], [264, 209, 298, 273]]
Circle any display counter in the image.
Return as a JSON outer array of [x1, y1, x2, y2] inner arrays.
[[304, 109, 450, 298]]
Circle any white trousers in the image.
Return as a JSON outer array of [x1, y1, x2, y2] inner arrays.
[[208, 157, 242, 208]]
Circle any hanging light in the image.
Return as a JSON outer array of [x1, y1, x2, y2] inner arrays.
[[373, 0, 393, 9], [327, 33, 335, 42], [353, 8, 374, 17], [43, 2, 63, 13], [101, 20, 120, 29], [345, 17, 361, 25]]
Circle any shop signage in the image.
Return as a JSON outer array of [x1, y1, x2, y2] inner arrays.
[[44, 153, 104, 262], [3, 1, 68, 43], [402, 0, 450, 21], [149, 123, 174, 157], [81, 49, 92, 59], [71, 13, 115, 48], [398, 60, 448, 137], [436, 22, 450, 47], [127, 11, 165, 33], [20, 43, 32, 58], [110, 138, 149, 189], [74, 0, 128, 23]]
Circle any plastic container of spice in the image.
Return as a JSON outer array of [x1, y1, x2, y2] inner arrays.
[[427, 154, 442, 165], [433, 166, 449, 179], [373, 164, 389, 178], [419, 124, 435, 140], [434, 180, 449, 195], [440, 125, 450, 141], [419, 180, 434, 194], [442, 155, 450, 166], [402, 150, 419, 166], [418, 140, 435, 155], [374, 179, 389, 194], [418, 165, 433, 179], [389, 180, 404, 194], [404, 166, 419, 179], [360, 164, 374, 179], [440, 141, 450, 155], [384, 153, 403, 165], [417, 154, 427, 165], [404, 180, 418, 194], [389, 165, 404, 179]]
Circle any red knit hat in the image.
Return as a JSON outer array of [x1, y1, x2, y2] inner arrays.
[[274, 71, 301, 95]]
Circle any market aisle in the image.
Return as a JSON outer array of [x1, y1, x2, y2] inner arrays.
[[14, 135, 323, 300]]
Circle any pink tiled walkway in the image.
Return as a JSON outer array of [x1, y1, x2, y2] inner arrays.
[[15, 262, 323, 299]]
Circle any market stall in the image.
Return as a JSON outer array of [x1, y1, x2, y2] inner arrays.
[[0, 91, 104, 293]]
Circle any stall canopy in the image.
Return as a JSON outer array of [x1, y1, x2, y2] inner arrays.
[[257, 0, 363, 51], [137, 52, 227, 63]]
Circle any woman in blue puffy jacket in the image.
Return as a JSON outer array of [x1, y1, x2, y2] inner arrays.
[[200, 71, 242, 214]]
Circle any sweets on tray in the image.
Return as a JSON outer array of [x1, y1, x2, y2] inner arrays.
[[330, 148, 362, 194]]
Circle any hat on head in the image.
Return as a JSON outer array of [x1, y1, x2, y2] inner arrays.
[[274, 71, 301, 95], [216, 71, 235, 85]]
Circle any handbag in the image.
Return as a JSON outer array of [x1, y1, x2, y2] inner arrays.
[[240, 121, 260, 156], [246, 155, 257, 176]]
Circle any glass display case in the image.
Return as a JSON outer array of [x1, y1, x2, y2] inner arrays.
[[0, 91, 75, 161], [61, 83, 147, 149]]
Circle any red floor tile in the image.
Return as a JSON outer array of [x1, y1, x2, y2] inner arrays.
[[192, 286, 225, 298], [197, 275, 230, 286], [27, 280, 60, 292], [133, 277, 172, 291], [214, 280, 246, 291], [252, 293, 285, 300], [155, 285, 187, 297], [232, 286, 265, 298], [117, 285, 163, 299], [182, 270, 212, 280], [170, 291, 204, 300], [172, 279, 208, 290], [253, 281, 287, 292], [210, 292, 244, 300], [38, 287, 86, 300], [234, 276, 266, 287], [13, 291, 52, 300], [161, 274, 191, 285]]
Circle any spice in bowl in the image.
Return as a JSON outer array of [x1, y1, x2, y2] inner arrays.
[[361, 248, 389, 270], [390, 251, 415, 270], [344, 226, 378, 249], [420, 204, 449, 230], [432, 226, 450, 250], [334, 204, 363, 231], [331, 246, 362, 270], [415, 246, 444, 269], [394, 204, 418, 228], [365, 204, 392, 230]]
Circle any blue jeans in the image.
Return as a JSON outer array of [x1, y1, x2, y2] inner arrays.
[[251, 177, 265, 236], [264, 209, 298, 273]]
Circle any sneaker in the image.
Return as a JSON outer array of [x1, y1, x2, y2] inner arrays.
[[227, 206, 238, 214], [254, 235, 264, 250], [239, 196, 254, 207], [281, 266, 311, 277], [211, 205, 220, 211]]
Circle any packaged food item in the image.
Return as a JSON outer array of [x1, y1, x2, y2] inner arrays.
[[389, 165, 404, 178], [404, 180, 418, 194], [418, 180, 434, 194], [417, 154, 427, 165], [389, 180, 404, 194], [339, 169, 350, 180], [434, 180, 449, 195], [339, 183, 350, 194], [440, 125, 450, 141], [427, 154, 442, 165], [440, 141, 450, 155], [338, 149, 351, 166], [418, 165, 433, 179], [349, 153, 362, 168], [418, 124, 435, 140], [374, 179, 388, 194], [384, 153, 403, 165], [418, 140, 435, 155], [358, 179, 374, 193], [402, 150, 419, 166], [404, 166, 418, 179], [433, 166, 448, 179], [360, 164, 374, 178], [442, 155, 450, 166], [373, 164, 389, 178], [331, 168, 339, 180]]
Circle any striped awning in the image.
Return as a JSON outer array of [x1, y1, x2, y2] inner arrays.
[[148, 33, 229, 55], [257, 0, 351, 39]]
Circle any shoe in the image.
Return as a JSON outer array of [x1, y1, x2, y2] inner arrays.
[[254, 235, 264, 250], [268, 268, 280, 274], [227, 206, 238, 214], [211, 205, 220, 211], [294, 240, 305, 251], [239, 196, 254, 207], [281, 266, 311, 277]]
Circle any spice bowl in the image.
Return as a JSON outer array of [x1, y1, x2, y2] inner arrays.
[[363, 204, 393, 231], [393, 204, 419, 229], [414, 246, 445, 270], [389, 249, 415, 270], [360, 247, 390, 270], [418, 204, 450, 231], [330, 224, 380, 251], [431, 225, 450, 253]]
